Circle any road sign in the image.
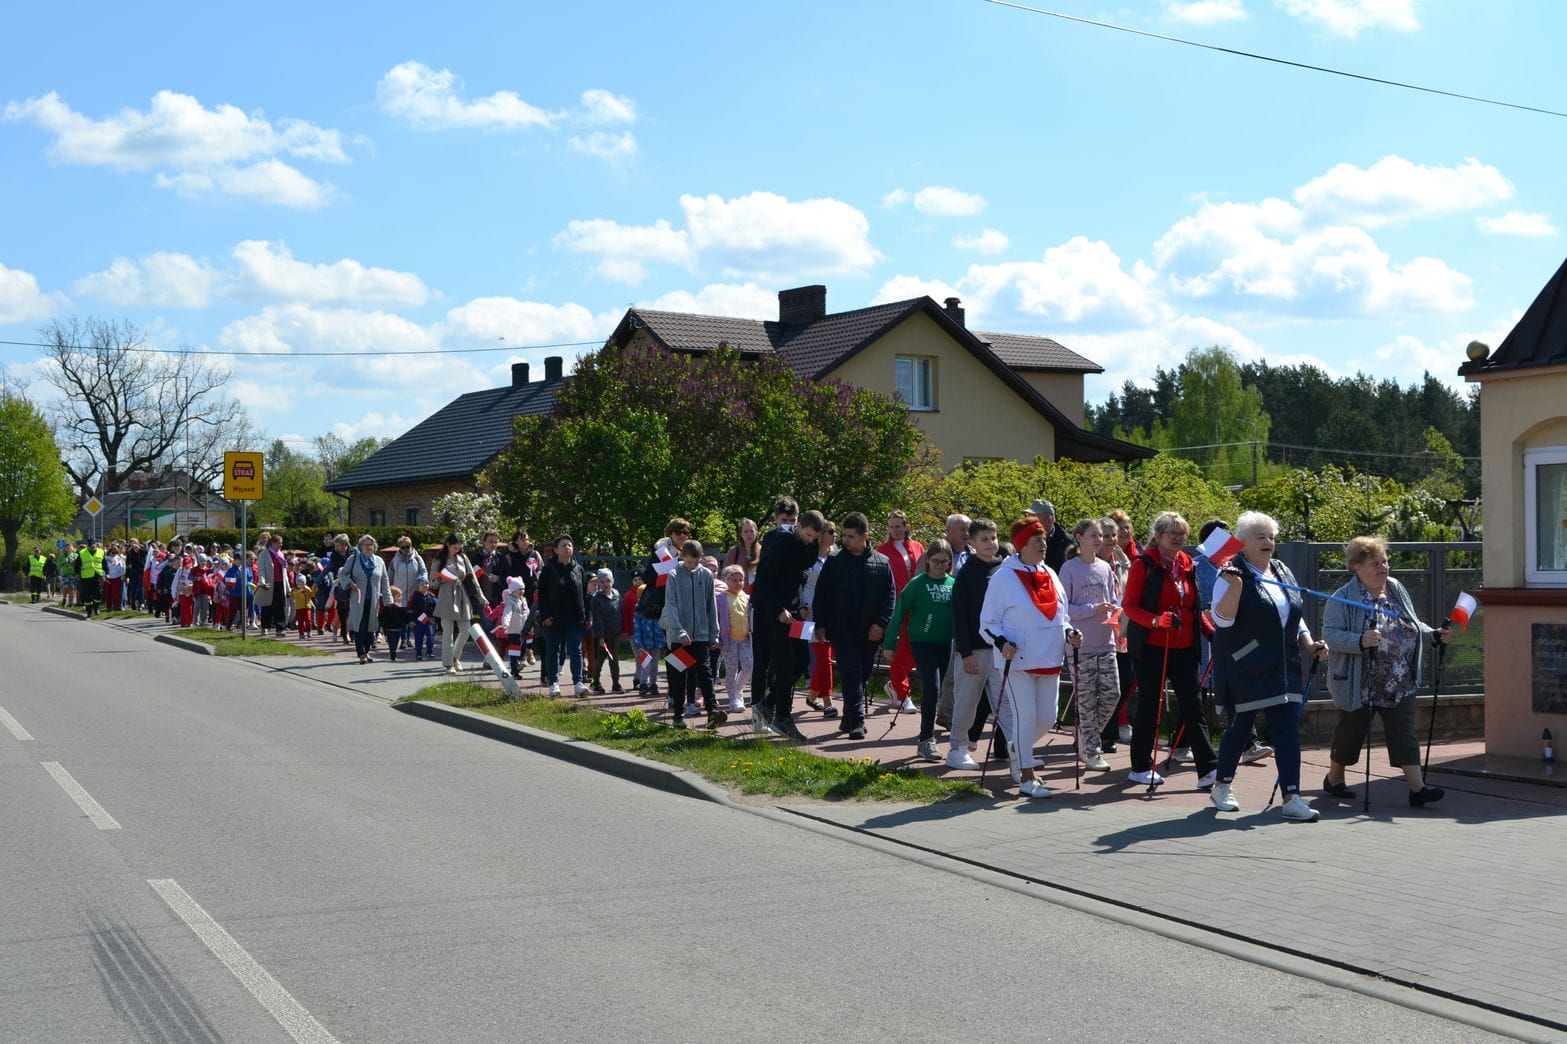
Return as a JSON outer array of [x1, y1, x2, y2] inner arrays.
[[84, 496, 103, 516], [224, 451, 265, 501]]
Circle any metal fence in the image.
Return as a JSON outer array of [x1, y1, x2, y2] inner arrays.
[[1273, 541, 1483, 698]]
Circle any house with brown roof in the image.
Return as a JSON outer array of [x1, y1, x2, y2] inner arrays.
[[324, 285, 1148, 525]]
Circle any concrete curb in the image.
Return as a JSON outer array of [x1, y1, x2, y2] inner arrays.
[[394, 700, 730, 805], [42, 605, 88, 621], [154, 632, 215, 656]]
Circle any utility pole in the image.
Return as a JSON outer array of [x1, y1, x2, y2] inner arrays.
[[1252, 438, 1259, 487]]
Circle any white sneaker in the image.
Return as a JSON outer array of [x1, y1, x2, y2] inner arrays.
[[896, 696, 915, 713], [683, 703, 701, 718], [1210, 782, 1240, 811], [1280, 794, 1320, 822], [1018, 778, 1052, 799], [946, 748, 979, 770], [728, 698, 746, 713], [547, 682, 560, 696], [917, 738, 942, 762], [1128, 769, 1164, 786], [574, 682, 589, 696], [1118, 724, 1133, 743], [1172, 747, 1195, 765], [1084, 753, 1111, 771], [1196, 769, 1217, 791], [1241, 742, 1275, 764]]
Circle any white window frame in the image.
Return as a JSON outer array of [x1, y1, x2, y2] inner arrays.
[[894, 356, 935, 411], [1524, 445, 1567, 586]]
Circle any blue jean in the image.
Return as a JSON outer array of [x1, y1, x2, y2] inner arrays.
[[833, 640, 879, 729], [1217, 701, 1302, 793], [911, 640, 951, 741], [548, 620, 584, 685]]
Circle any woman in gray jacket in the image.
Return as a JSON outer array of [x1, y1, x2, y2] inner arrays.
[[1321, 535, 1449, 806], [432, 533, 487, 674], [336, 534, 393, 664]]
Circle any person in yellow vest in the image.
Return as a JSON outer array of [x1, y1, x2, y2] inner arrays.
[[27, 548, 47, 603], [78, 538, 106, 617]]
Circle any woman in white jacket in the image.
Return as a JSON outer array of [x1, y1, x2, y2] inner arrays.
[[980, 516, 1082, 799]]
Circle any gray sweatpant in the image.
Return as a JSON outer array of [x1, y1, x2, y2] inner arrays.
[[948, 647, 994, 754], [1073, 650, 1120, 757]]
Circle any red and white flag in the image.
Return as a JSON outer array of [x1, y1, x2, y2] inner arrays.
[[666, 646, 698, 672], [1449, 592, 1477, 631], [788, 619, 815, 641], [657, 545, 675, 562], [417, 612, 430, 624], [474, 567, 487, 580], [1198, 526, 1245, 567], [637, 648, 654, 670], [439, 566, 459, 583]]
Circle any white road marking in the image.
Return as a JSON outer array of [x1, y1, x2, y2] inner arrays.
[[0, 706, 34, 740], [149, 879, 339, 1044], [41, 761, 120, 830]]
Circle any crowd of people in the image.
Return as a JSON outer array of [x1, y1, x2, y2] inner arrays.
[[35, 496, 1455, 818]]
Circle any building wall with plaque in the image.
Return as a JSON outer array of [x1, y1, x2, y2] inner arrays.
[[1461, 255, 1567, 758]]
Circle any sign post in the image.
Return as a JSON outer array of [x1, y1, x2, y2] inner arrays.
[[223, 452, 264, 639]]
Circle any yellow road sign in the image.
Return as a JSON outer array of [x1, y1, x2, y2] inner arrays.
[[84, 496, 103, 516], [224, 451, 265, 501]]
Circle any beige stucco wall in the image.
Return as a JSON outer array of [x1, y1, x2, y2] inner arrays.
[[827, 311, 1055, 466], [1483, 601, 1567, 758], [1019, 371, 1086, 428], [1474, 366, 1567, 586]]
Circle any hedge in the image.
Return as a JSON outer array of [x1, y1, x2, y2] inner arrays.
[[187, 525, 450, 550]]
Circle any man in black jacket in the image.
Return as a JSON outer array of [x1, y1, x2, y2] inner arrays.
[[750, 500, 822, 740], [813, 512, 895, 740], [537, 534, 590, 696], [947, 518, 1004, 769]]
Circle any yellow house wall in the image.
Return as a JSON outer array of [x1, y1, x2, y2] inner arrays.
[[1019, 371, 1086, 428], [826, 311, 1056, 465]]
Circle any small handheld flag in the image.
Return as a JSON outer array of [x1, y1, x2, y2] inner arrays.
[[637, 649, 654, 670], [439, 566, 458, 583], [1449, 591, 1477, 631], [666, 646, 698, 671], [1198, 525, 1245, 567], [788, 619, 815, 641], [653, 558, 679, 576]]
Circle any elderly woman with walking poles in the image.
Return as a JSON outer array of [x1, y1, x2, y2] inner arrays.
[[1206, 511, 1328, 821], [1320, 535, 1448, 808], [337, 534, 393, 664]]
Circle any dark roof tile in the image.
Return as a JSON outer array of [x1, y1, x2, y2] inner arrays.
[[978, 331, 1102, 373]]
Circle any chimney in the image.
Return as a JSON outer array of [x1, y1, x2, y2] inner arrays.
[[544, 355, 564, 380], [778, 285, 827, 326], [511, 361, 530, 387], [943, 297, 966, 328]]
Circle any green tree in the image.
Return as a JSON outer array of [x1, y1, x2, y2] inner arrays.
[[0, 389, 77, 587]]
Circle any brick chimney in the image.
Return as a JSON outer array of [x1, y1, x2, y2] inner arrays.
[[778, 285, 827, 325], [511, 361, 530, 387], [544, 355, 564, 380], [943, 297, 966, 328]]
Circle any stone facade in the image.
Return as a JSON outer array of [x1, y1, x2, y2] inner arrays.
[[345, 478, 480, 529]]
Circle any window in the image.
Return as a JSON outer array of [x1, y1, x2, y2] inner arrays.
[[1526, 447, 1567, 585], [894, 356, 935, 411], [369, 509, 386, 527], [405, 507, 420, 525]]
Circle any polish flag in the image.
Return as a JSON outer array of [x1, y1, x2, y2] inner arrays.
[[1103, 605, 1122, 629], [225, 576, 238, 588], [788, 619, 815, 641], [474, 567, 486, 580], [666, 646, 698, 672], [657, 545, 675, 562], [1198, 526, 1245, 567], [637, 649, 654, 670], [654, 557, 679, 587], [439, 566, 459, 583], [417, 613, 430, 624], [1449, 592, 1477, 631]]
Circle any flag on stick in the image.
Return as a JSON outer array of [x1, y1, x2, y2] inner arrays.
[[1198, 526, 1245, 567], [788, 619, 815, 641], [666, 646, 698, 671], [1449, 592, 1477, 630]]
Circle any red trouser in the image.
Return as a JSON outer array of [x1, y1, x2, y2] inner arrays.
[[810, 639, 834, 697], [178, 595, 194, 627], [296, 607, 313, 637], [887, 626, 914, 698], [105, 577, 123, 609]]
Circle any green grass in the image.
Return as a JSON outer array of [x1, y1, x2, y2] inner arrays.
[[97, 609, 147, 620], [183, 626, 331, 657], [403, 682, 983, 804]]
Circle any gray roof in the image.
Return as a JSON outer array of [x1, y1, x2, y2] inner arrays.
[[977, 331, 1102, 373], [1460, 255, 1567, 378], [324, 378, 564, 491]]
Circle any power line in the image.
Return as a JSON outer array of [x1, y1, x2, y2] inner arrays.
[[980, 0, 1567, 120], [0, 337, 605, 359]]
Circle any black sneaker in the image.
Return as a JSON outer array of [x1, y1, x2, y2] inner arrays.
[[1322, 774, 1356, 800], [773, 716, 806, 742], [847, 723, 867, 740], [706, 710, 728, 731], [592, 684, 606, 695], [1409, 785, 1445, 807], [612, 684, 624, 693], [670, 716, 687, 729]]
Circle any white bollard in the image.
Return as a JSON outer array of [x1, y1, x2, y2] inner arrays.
[[469, 622, 521, 699]]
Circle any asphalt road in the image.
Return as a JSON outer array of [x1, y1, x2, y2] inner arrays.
[[0, 606, 1505, 1042]]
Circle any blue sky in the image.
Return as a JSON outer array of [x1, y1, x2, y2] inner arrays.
[[2, 0, 1563, 453]]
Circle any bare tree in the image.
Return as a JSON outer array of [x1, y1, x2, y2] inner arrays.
[[39, 317, 248, 495]]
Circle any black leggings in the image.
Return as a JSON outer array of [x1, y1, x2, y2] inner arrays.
[[1130, 643, 1214, 775]]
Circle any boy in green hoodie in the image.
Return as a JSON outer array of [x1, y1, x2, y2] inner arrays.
[[885, 537, 956, 761]]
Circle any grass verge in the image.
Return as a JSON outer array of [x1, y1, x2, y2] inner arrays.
[[183, 626, 331, 657], [403, 682, 983, 803], [97, 609, 148, 620]]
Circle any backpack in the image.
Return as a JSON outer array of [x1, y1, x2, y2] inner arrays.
[[637, 560, 666, 620]]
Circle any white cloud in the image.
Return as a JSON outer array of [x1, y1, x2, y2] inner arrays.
[[568, 130, 637, 162], [231, 240, 429, 307], [1167, 0, 1248, 23], [1279, 0, 1418, 36], [328, 411, 419, 441], [872, 275, 962, 306], [376, 61, 558, 130], [580, 88, 636, 125], [1294, 156, 1513, 227], [219, 303, 430, 356], [556, 191, 879, 284], [1479, 211, 1558, 238], [1374, 311, 1524, 391], [4, 89, 343, 208], [953, 228, 1010, 255], [74, 252, 219, 308], [0, 262, 61, 324], [884, 185, 986, 217], [438, 296, 614, 346], [642, 282, 777, 319]]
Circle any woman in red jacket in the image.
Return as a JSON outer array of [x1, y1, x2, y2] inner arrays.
[[1121, 511, 1215, 789]]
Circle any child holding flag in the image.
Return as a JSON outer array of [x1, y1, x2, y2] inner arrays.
[[410, 579, 438, 661], [661, 540, 724, 729]]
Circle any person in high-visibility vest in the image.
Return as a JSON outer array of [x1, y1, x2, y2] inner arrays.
[[26, 548, 47, 603], [78, 539, 106, 617]]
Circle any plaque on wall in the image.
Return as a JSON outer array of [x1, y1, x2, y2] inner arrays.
[[1533, 623, 1567, 714]]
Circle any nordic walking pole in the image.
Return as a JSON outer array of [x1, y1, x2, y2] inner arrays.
[[1362, 602, 1378, 815], [979, 636, 1013, 789], [1422, 622, 1450, 781], [1070, 638, 1082, 791], [1147, 633, 1174, 794]]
